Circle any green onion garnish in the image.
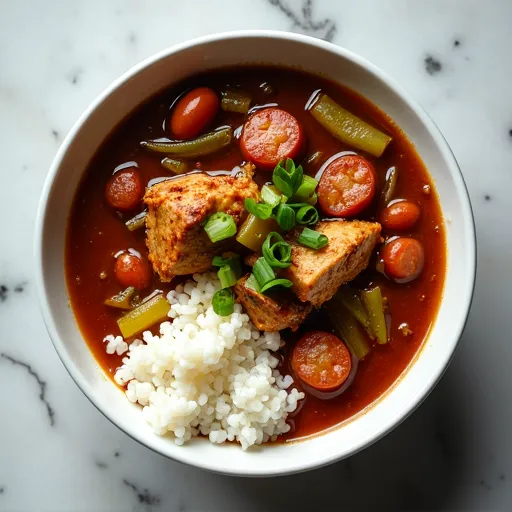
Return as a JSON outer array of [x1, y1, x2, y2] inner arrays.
[[204, 212, 237, 243], [295, 204, 319, 225], [253, 257, 276, 287], [272, 158, 304, 198], [244, 198, 273, 220], [260, 184, 283, 208], [212, 288, 235, 316], [260, 278, 294, 293], [245, 273, 261, 292], [275, 203, 296, 231], [212, 253, 242, 278], [297, 227, 329, 250], [217, 265, 237, 289], [292, 175, 318, 205], [262, 232, 292, 268]]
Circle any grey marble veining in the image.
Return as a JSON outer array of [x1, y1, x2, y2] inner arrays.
[[1, 0, 512, 510]]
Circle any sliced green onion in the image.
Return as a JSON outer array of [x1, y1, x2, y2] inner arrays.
[[212, 288, 235, 316], [212, 253, 242, 279], [245, 273, 261, 292], [253, 257, 276, 287], [276, 203, 296, 231], [262, 232, 291, 268], [204, 212, 237, 243], [260, 278, 293, 293], [360, 287, 388, 344], [244, 198, 273, 220], [297, 227, 328, 250], [272, 159, 303, 197], [291, 175, 318, 205], [261, 184, 283, 208], [218, 265, 237, 289], [125, 211, 147, 232], [295, 205, 319, 226], [221, 89, 252, 114], [161, 157, 188, 174]]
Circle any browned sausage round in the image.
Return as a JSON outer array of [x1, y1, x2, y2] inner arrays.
[[105, 169, 144, 211], [114, 252, 152, 290], [381, 237, 424, 283]]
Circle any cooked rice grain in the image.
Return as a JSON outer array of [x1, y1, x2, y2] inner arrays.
[[109, 272, 304, 450]]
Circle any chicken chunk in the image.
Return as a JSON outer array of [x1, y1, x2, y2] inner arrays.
[[144, 164, 259, 281], [233, 275, 312, 332], [284, 220, 381, 306]]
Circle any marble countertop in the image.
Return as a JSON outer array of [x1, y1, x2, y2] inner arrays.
[[1, 0, 511, 510]]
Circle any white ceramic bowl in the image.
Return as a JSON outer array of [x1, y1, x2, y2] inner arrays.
[[35, 31, 476, 476]]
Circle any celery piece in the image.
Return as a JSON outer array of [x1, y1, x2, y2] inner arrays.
[[310, 94, 392, 157], [125, 211, 147, 232], [360, 287, 388, 344], [104, 287, 136, 310], [161, 158, 188, 174], [326, 301, 370, 360], [117, 294, 170, 338], [236, 214, 279, 252], [333, 286, 373, 338], [221, 89, 252, 114]]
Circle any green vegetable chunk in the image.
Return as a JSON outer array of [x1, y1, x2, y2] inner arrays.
[[236, 214, 278, 252], [294, 204, 319, 226], [275, 203, 296, 231], [297, 227, 328, 249], [140, 126, 232, 158], [125, 211, 147, 232], [262, 232, 292, 268], [221, 89, 252, 114], [117, 294, 170, 338], [272, 159, 303, 198], [161, 158, 189, 174], [261, 184, 283, 208], [360, 287, 388, 344], [218, 265, 237, 289], [212, 288, 235, 316], [245, 273, 261, 292], [260, 278, 293, 293], [244, 198, 273, 220], [381, 166, 398, 205], [332, 286, 374, 339], [104, 287, 137, 310], [291, 175, 318, 205], [253, 257, 276, 287], [326, 302, 370, 360], [204, 212, 237, 243], [212, 253, 242, 279], [310, 94, 392, 157]]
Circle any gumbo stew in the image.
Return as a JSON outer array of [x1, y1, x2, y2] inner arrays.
[[66, 67, 446, 448]]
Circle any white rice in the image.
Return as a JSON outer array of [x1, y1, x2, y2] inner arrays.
[[105, 272, 304, 450]]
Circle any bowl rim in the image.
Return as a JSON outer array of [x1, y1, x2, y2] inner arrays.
[[34, 29, 476, 476]]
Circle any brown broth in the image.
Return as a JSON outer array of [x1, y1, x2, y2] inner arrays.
[[65, 67, 446, 441]]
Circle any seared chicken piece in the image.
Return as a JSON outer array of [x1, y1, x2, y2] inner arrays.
[[144, 164, 259, 281], [233, 275, 312, 332], [284, 220, 381, 306]]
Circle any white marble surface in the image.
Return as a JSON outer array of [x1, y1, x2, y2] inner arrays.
[[1, 0, 511, 510]]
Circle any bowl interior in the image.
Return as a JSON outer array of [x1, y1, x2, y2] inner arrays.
[[36, 32, 475, 476]]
